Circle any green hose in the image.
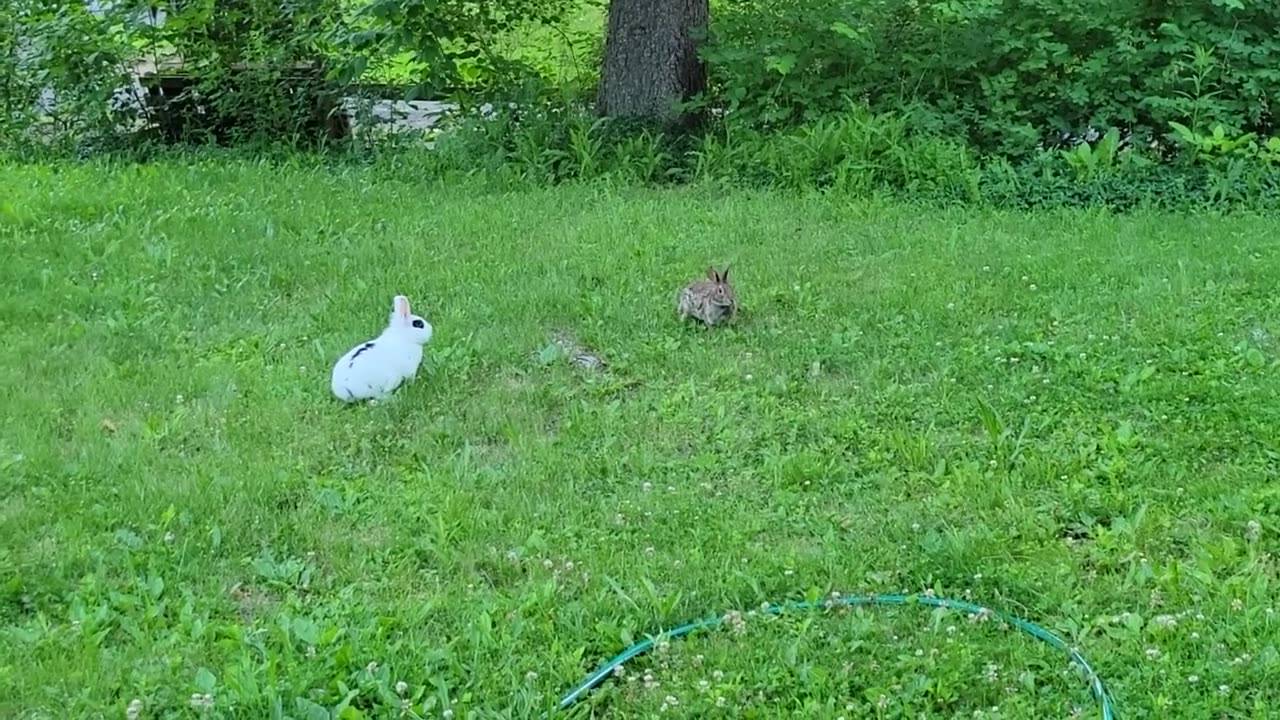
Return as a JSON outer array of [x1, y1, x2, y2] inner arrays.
[[554, 592, 1116, 719]]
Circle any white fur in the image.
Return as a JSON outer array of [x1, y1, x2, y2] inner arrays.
[[331, 295, 433, 402]]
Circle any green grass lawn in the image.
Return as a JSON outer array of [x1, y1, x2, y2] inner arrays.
[[2, 160, 1278, 719]]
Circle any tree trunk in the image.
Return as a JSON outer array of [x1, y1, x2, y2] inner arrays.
[[596, 0, 708, 128]]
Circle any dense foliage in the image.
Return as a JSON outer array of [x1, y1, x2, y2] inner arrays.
[[705, 0, 1280, 156], [2, 0, 348, 147], [417, 98, 1280, 210], [342, 0, 586, 98], [3, 0, 1280, 209]]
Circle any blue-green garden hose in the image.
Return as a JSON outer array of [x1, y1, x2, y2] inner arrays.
[[554, 593, 1116, 719]]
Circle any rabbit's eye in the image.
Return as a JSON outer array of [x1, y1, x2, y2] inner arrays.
[[412, 319, 425, 329]]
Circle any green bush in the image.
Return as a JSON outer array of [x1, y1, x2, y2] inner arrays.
[[135, 0, 351, 146], [1, 0, 139, 149], [1, 0, 592, 151], [342, 0, 583, 99], [417, 102, 1280, 211], [704, 0, 1280, 156], [0, 0, 351, 150], [423, 95, 684, 185], [690, 110, 980, 199], [6, 0, 1280, 216]]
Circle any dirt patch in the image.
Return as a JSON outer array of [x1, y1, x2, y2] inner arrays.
[[541, 328, 607, 372], [227, 581, 275, 622]]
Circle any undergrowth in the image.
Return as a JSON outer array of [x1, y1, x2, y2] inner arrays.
[[396, 100, 1280, 212]]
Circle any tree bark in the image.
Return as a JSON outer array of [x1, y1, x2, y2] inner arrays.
[[596, 0, 708, 128]]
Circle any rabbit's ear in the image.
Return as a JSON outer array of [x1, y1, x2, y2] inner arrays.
[[705, 265, 718, 280], [392, 295, 410, 322], [719, 265, 731, 282]]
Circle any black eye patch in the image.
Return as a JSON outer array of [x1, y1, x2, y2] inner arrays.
[[411, 319, 425, 329]]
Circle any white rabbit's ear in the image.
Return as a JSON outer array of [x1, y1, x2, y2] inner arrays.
[[391, 295, 410, 322]]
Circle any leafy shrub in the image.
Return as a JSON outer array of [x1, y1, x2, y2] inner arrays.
[[6, 0, 1280, 220], [342, 0, 583, 100], [496, 0, 607, 89], [1169, 122, 1280, 168], [418, 102, 1280, 211], [1, 0, 141, 150], [1, 0, 352, 150], [2, 0, 595, 151], [425, 93, 685, 184], [704, 0, 1280, 156], [691, 109, 979, 200], [134, 0, 351, 146]]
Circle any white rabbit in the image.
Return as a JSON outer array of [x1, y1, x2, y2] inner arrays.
[[331, 295, 433, 402]]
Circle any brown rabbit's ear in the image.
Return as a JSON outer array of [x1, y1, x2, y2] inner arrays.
[[720, 264, 731, 282], [705, 265, 718, 281]]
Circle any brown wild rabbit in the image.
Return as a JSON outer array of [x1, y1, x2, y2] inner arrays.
[[676, 265, 737, 327]]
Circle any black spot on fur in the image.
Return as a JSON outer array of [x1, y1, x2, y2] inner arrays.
[[348, 342, 374, 367]]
